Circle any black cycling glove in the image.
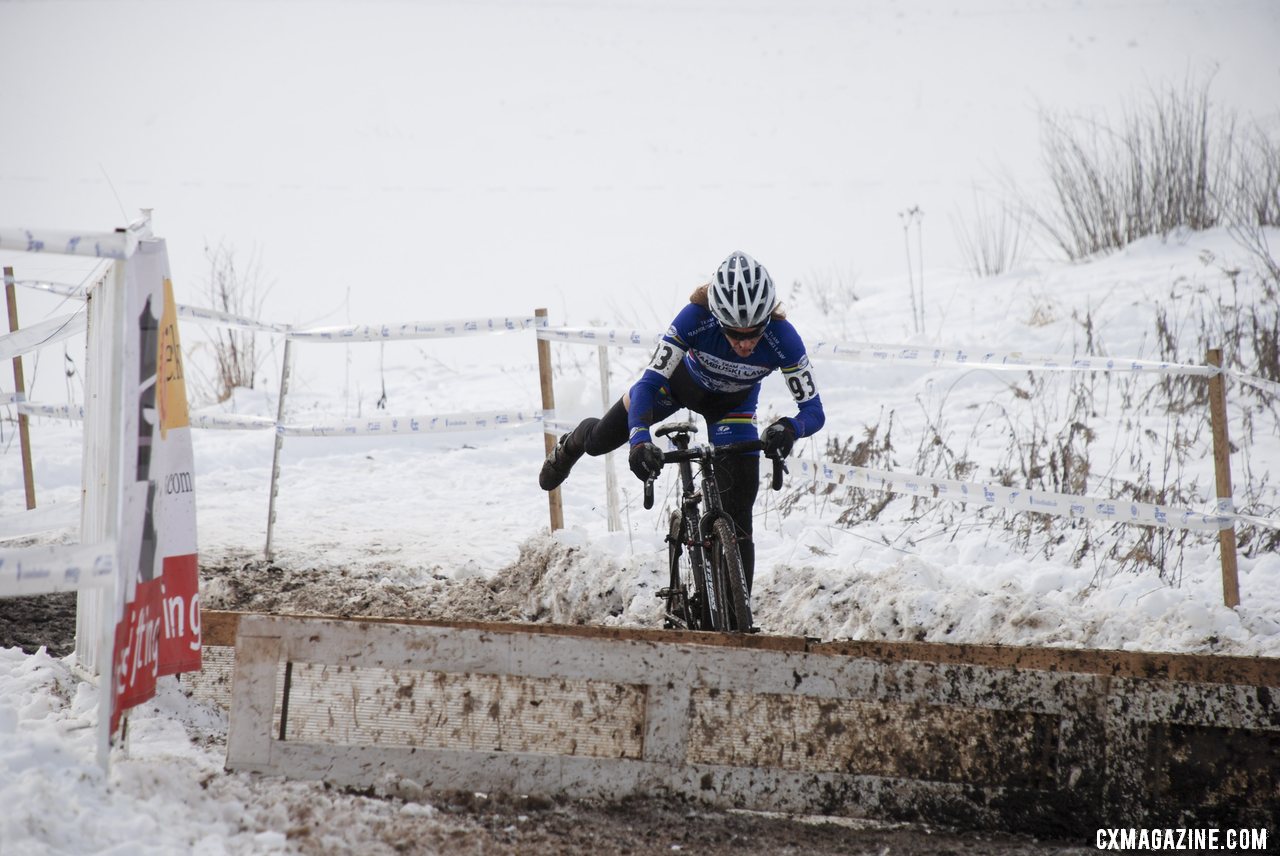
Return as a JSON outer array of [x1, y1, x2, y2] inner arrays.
[[628, 442, 664, 480], [761, 419, 797, 458]]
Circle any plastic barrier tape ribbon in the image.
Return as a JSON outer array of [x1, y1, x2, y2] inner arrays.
[[796, 459, 1239, 533], [0, 541, 115, 598]]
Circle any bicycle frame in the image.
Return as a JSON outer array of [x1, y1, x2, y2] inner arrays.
[[644, 422, 784, 632]]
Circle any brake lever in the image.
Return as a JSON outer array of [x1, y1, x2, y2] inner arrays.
[[644, 477, 656, 509]]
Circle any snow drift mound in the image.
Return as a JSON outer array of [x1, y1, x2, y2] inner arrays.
[[199, 534, 669, 628]]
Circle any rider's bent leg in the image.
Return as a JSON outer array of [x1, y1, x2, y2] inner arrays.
[[539, 397, 631, 491], [575, 397, 630, 456], [716, 453, 760, 592]]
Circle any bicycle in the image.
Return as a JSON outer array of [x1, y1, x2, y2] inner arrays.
[[643, 421, 785, 633]]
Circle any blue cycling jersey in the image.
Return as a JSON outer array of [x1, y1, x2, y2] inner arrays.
[[628, 302, 825, 446]]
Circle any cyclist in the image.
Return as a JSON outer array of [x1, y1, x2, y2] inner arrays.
[[539, 250, 825, 591]]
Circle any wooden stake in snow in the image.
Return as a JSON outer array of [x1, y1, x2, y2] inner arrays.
[[536, 307, 563, 532], [1206, 348, 1240, 608], [4, 267, 36, 510]]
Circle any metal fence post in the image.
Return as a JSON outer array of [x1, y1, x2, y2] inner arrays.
[[265, 338, 294, 561]]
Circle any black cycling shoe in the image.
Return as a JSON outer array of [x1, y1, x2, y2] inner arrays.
[[539, 433, 584, 491]]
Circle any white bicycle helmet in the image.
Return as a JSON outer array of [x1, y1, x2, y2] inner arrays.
[[709, 251, 777, 329]]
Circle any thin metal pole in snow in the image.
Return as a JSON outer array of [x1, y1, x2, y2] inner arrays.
[[265, 338, 294, 561]]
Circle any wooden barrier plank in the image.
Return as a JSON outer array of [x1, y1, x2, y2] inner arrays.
[[201, 609, 807, 653], [225, 633, 281, 773], [203, 609, 1280, 686], [220, 611, 1280, 833], [280, 663, 646, 758]]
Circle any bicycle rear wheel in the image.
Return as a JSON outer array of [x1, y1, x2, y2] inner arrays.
[[709, 517, 753, 632]]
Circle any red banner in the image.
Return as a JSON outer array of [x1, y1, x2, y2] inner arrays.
[[110, 555, 200, 731]]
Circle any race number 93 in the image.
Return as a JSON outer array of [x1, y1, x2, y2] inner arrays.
[[786, 368, 818, 402]]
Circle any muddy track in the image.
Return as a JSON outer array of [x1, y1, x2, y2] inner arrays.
[[1, 549, 1093, 855]]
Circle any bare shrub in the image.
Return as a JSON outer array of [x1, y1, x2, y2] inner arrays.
[[788, 273, 859, 337], [900, 206, 925, 333], [1023, 75, 1280, 261], [952, 188, 1028, 277], [1226, 125, 1280, 228], [1227, 219, 1280, 302], [191, 243, 273, 403], [781, 264, 1278, 583], [779, 408, 895, 526]]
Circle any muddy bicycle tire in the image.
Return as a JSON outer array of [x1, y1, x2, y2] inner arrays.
[[666, 511, 712, 630], [709, 517, 752, 632]]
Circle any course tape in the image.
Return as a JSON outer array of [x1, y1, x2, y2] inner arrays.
[[190, 413, 277, 431], [542, 419, 577, 436], [795, 458, 1236, 533], [178, 304, 292, 334], [0, 311, 87, 361], [280, 410, 543, 436], [6, 274, 1279, 399], [535, 325, 1280, 392], [1236, 511, 1280, 530], [805, 339, 1220, 376], [0, 227, 137, 260], [0, 540, 115, 598], [13, 280, 88, 299], [17, 402, 86, 421], [10, 401, 545, 437], [8, 282, 542, 343], [288, 316, 547, 342], [536, 326, 662, 350], [1229, 369, 1280, 400]]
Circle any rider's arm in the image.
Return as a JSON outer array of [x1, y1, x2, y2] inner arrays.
[[775, 327, 825, 438], [627, 305, 697, 446]]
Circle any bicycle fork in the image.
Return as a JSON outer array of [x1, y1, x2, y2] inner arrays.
[[685, 507, 721, 628]]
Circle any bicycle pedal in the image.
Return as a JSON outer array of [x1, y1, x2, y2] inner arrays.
[[656, 587, 674, 599]]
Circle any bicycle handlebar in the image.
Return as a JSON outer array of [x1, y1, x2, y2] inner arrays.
[[642, 439, 787, 510]]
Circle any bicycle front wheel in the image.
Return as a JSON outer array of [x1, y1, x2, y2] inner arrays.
[[666, 511, 710, 630], [709, 517, 752, 633]]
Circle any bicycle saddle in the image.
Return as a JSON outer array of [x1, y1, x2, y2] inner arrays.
[[654, 421, 697, 439]]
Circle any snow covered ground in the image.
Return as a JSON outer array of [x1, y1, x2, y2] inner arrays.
[[2, 227, 1276, 854], [2, 0, 1278, 853]]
